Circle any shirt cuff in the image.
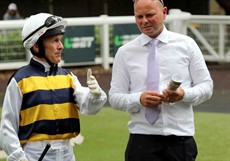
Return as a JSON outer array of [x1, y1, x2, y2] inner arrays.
[[182, 88, 193, 103], [126, 92, 142, 113], [7, 147, 26, 161]]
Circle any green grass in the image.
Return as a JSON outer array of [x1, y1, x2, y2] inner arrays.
[[0, 107, 229, 161], [194, 112, 230, 161], [74, 107, 130, 161]]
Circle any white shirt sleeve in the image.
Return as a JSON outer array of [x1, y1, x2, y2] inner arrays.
[[0, 78, 27, 160], [109, 47, 143, 113], [72, 73, 107, 115], [182, 38, 213, 106]]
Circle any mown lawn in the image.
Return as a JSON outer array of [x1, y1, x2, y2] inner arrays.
[[0, 107, 229, 161]]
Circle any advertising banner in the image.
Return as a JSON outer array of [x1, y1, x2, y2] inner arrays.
[[63, 26, 95, 63], [113, 24, 140, 56]]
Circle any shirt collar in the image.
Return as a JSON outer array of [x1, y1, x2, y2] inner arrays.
[[32, 58, 51, 72], [140, 26, 169, 46]]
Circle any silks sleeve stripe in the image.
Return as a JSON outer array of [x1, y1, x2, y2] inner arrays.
[[20, 133, 78, 145], [21, 88, 76, 110], [18, 74, 74, 94], [19, 118, 80, 141], [20, 103, 79, 126]]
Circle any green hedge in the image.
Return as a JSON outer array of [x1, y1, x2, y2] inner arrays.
[[0, 30, 26, 62]]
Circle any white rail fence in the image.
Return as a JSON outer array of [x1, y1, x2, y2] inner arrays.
[[0, 9, 230, 70]]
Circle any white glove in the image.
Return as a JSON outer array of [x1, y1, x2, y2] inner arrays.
[[69, 133, 85, 146], [87, 68, 102, 97], [20, 157, 29, 161]]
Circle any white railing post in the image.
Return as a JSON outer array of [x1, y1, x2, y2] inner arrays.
[[168, 9, 191, 35], [100, 15, 110, 70], [219, 23, 225, 61]]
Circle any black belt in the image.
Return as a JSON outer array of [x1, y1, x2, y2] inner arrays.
[[130, 134, 192, 141]]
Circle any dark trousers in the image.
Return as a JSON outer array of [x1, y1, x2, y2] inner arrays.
[[125, 134, 197, 161]]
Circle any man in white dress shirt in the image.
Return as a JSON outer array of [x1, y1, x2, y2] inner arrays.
[[109, 0, 213, 161]]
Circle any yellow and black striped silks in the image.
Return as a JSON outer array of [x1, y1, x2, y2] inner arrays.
[[13, 59, 80, 144]]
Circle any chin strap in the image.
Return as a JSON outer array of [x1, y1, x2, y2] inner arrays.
[[37, 39, 58, 75]]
